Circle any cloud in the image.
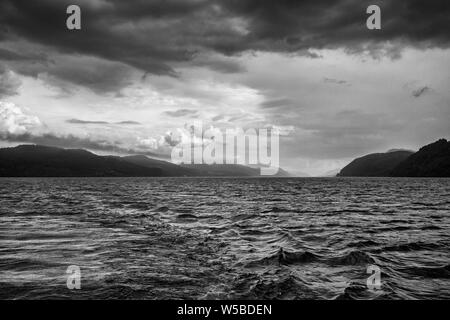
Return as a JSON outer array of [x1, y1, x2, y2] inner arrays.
[[66, 118, 142, 125], [116, 121, 141, 125], [191, 53, 246, 73], [259, 98, 295, 109], [66, 118, 109, 125], [143, 124, 221, 153], [0, 68, 22, 97], [208, 111, 264, 124], [0, 101, 41, 135], [412, 86, 431, 98], [0, 103, 162, 158], [36, 55, 135, 94], [323, 77, 349, 85], [211, 114, 226, 121], [0, 0, 449, 85], [265, 124, 294, 136], [0, 47, 48, 63], [220, 0, 450, 55], [0, 0, 219, 77], [136, 127, 199, 156], [163, 109, 198, 117], [159, 128, 194, 147]]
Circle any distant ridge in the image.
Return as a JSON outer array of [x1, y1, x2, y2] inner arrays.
[[0, 145, 290, 177], [338, 139, 450, 177], [0, 145, 167, 177], [182, 164, 291, 177], [391, 139, 450, 177], [122, 154, 197, 176], [181, 164, 259, 176], [337, 150, 413, 177]]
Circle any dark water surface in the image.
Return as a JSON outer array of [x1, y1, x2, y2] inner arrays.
[[0, 177, 449, 299]]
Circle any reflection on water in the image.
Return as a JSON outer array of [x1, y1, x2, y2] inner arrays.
[[0, 177, 449, 299]]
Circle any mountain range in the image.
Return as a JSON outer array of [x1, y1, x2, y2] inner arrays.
[[338, 139, 450, 177], [0, 145, 289, 177], [1, 140, 448, 178]]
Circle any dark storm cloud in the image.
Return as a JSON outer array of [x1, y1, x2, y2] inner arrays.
[[39, 56, 134, 93], [0, 0, 449, 85], [0, 0, 221, 76], [192, 56, 246, 74], [219, 0, 450, 54], [0, 48, 48, 63]]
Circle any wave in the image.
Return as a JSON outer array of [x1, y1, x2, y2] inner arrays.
[[347, 240, 379, 248], [380, 241, 441, 252], [261, 207, 305, 214], [155, 206, 169, 212], [277, 248, 319, 265], [329, 250, 375, 265], [246, 248, 319, 267], [376, 225, 412, 231], [401, 264, 450, 279], [334, 282, 386, 300], [419, 225, 441, 230], [176, 213, 199, 219], [231, 273, 318, 299], [2, 177, 450, 299], [0, 258, 64, 272]]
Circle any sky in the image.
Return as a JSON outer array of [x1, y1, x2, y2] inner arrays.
[[0, 0, 449, 176]]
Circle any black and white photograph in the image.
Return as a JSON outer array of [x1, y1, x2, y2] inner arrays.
[[0, 0, 449, 309]]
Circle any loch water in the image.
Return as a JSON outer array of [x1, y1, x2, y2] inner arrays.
[[0, 177, 449, 299]]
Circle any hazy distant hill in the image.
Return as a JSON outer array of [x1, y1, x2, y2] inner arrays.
[[319, 168, 341, 177], [181, 164, 260, 176], [271, 167, 291, 177], [180, 164, 291, 177], [122, 155, 197, 176], [391, 139, 450, 177], [337, 150, 414, 177], [0, 145, 290, 177]]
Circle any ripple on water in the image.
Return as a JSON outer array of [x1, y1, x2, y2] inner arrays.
[[0, 177, 449, 299]]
